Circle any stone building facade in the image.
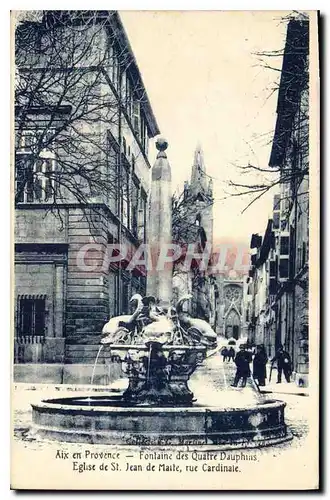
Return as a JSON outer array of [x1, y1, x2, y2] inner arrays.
[[217, 274, 248, 341], [247, 220, 277, 357], [14, 11, 160, 377], [247, 17, 309, 385]]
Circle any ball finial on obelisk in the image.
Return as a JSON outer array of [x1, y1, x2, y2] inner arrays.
[[155, 137, 168, 157]]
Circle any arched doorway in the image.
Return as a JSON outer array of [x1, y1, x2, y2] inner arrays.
[[225, 308, 241, 339]]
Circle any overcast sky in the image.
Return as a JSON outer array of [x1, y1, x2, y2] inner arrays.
[[120, 11, 288, 246]]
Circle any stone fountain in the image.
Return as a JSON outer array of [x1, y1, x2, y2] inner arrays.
[[31, 139, 291, 448]]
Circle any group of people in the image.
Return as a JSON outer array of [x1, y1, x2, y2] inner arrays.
[[220, 343, 292, 388], [220, 346, 236, 362]]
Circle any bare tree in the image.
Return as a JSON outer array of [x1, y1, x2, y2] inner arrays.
[[172, 189, 213, 248], [14, 10, 148, 230], [171, 189, 218, 323], [225, 13, 309, 216]]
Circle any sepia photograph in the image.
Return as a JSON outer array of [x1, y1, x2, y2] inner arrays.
[[10, 8, 320, 491]]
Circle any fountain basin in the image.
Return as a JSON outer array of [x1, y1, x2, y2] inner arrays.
[[31, 394, 292, 448]]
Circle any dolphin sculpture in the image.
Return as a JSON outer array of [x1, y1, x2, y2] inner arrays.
[[140, 297, 174, 345], [100, 293, 143, 345], [176, 294, 218, 349]]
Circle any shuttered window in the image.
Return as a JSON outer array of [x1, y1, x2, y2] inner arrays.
[[16, 295, 47, 340]]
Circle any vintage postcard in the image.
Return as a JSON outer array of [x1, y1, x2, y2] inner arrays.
[[11, 9, 320, 490]]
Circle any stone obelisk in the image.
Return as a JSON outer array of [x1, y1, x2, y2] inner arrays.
[[147, 137, 172, 309]]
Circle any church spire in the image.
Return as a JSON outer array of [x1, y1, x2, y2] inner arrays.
[[190, 144, 208, 195]]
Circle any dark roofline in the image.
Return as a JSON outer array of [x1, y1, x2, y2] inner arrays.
[[269, 19, 309, 167], [250, 233, 262, 249], [113, 12, 160, 138]]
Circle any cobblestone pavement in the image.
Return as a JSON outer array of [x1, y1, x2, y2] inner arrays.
[[11, 352, 318, 490]]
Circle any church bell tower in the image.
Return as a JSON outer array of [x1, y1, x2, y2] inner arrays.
[[189, 144, 214, 248]]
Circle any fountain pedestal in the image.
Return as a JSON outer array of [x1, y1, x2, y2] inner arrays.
[[112, 343, 206, 406]]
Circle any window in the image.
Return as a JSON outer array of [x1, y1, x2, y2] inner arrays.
[[269, 260, 276, 278], [15, 130, 36, 151], [15, 131, 56, 203], [138, 188, 147, 242], [280, 234, 290, 256], [122, 166, 130, 229], [130, 81, 134, 119], [269, 278, 277, 295], [281, 192, 291, 214], [108, 268, 119, 317], [131, 176, 139, 238], [144, 134, 149, 156], [273, 194, 281, 211], [108, 42, 114, 77], [121, 278, 130, 314], [121, 70, 126, 102], [224, 286, 241, 303], [107, 134, 119, 215], [140, 113, 146, 151], [297, 246, 302, 271], [273, 194, 281, 231], [108, 42, 119, 90], [107, 232, 115, 244], [280, 219, 287, 231], [273, 212, 280, 230], [289, 225, 295, 278], [125, 75, 133, 118], [279, 258, 289, 280], [16, 295, 47, 339], [133, 101, 140, 136]]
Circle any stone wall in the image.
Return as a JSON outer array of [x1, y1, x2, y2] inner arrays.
[[15, 209, 68, 243], [66, 208, 109, 340], [13, 359, 124, 385]]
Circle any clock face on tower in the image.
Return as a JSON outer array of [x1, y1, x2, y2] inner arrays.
[[224, 286, 241, 303]]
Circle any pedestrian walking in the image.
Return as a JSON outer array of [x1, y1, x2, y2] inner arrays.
[[253, 344, 268, 386], [221, 347, 228, 362], [271, 344, 292, 383], [231, 344, 252, 387], [227, 346, 235, 362]]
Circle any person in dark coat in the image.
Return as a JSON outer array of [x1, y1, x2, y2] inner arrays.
[[253, 344, 268, 386], [221, 347, 228, 362], [271, 345, 292, 383], [231, 345, 252, 387], [227, 347, 235, 362]]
